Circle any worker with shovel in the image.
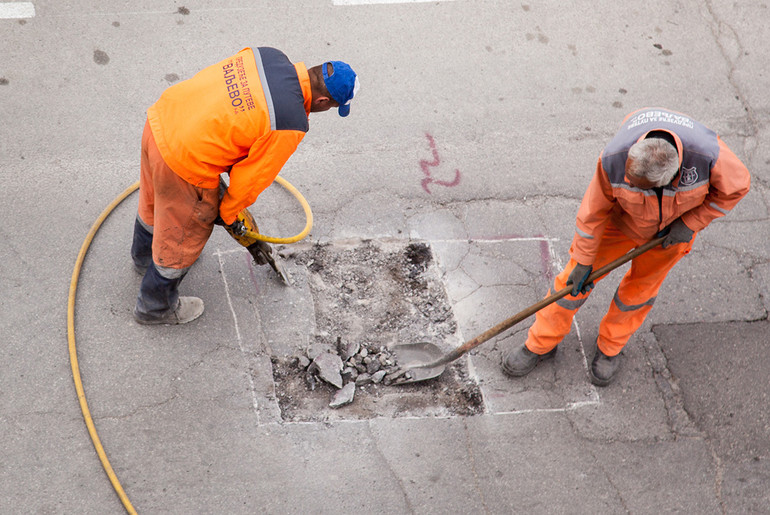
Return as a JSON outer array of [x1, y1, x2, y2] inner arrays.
[[130, 47, 359, 325], [501, 108, 749, 386]]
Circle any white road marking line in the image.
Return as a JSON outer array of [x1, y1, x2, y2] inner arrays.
[[269, 403, 603, 426], [545, 238, 600, 402], [216, 247, 262, 425], [334, 0, 454, 4], [46, 7, 259, 17], [214, 236, 599, 422], [0, 1, 35, 18], [492, 402, 601, 416]]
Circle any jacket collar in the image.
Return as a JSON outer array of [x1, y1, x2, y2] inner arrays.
[[294, 62, 312, 115], [637, 129, 684, 188]]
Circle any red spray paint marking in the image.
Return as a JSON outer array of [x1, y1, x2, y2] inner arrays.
[[420, 133, 461, 193], [535, 235, 555, 284], [246, 252, 260, 294], [474, 233, 555, 284], [511, 233, 554, 283]]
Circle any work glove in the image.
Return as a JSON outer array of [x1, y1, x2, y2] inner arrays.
[[660, 217, 694, 248], [567, 263, 594, 296]]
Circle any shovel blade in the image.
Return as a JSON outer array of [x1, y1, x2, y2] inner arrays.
[[391, 342, 446, 384]]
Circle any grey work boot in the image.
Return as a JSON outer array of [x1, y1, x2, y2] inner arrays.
[[133, 297, 204, 325], [589, 346, 622, 386], [501, 343, 557, 377]]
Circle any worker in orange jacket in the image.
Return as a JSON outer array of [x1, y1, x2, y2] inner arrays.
[[502, 108, 750, 385], [130, 47, 359, 325]]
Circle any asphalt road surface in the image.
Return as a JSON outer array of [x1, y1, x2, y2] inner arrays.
[[2, 1, 768, 513]]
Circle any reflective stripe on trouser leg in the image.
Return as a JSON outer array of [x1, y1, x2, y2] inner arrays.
[[596, 291, 656, 356], [526, 292, 585, 354], [135, 262, 190, 319], [526, 259, 591, 354], [597, 237, 694, 356], [131, 216, 153, 271], [526, 225, 637, 354]]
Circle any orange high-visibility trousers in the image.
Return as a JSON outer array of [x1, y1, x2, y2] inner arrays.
[[526, 224, 694, 357], [137, 120, 219, 271]]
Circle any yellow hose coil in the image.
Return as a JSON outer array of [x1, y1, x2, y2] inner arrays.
[[68, 181, 139, 514], [245, 175, 314, 244], [68, 176, 311, 512]]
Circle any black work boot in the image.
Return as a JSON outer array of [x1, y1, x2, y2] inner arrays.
[[589, 346, 622, 386], [501, 343, 557, 377]]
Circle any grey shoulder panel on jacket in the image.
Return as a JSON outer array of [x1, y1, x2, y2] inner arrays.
[[254, 47, 309, 133]]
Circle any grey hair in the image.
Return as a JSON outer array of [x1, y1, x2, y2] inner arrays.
[[626, 138, 679, 187]]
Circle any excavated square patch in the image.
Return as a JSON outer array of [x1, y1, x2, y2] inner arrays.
[[270, 241, 483, 422]]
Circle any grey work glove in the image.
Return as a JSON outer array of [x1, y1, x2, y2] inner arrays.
[[661, 217, 694, 248], [567, 263, 594, 296]]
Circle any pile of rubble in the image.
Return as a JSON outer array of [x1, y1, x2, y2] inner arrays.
[[293, 339, 405, 408], [269, 241, 484, 421]]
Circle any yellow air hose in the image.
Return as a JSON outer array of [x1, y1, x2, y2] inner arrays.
[[68, 176, 312, 513], [246, 176, 314, 244]]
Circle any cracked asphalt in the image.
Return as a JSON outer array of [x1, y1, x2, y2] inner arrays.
[[2, 0, 768, 513]]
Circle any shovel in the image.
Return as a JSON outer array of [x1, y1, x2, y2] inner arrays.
[[390, 236, 666, 384]]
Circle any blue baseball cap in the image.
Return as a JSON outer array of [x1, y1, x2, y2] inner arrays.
[[322, 61, 359, 117]]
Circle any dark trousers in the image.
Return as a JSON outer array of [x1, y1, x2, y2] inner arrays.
[[130, 217, 152, 271], [131, 218, 186, 319]]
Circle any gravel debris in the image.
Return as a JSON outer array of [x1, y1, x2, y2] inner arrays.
[[329, 383, 356, 409], [270, 241, 484, 420]]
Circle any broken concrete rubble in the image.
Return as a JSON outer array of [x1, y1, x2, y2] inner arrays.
[[308, 352, 343, 389], [306, 343, 335, 361], [269, 241, 484, 420], [297, 340, 405, 407], [339, 340, 360, 361], [354, 372, 372, 386], [329, 382, 356, 409]]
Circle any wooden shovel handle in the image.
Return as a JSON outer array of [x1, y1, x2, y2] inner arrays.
[[425, 236, 666, 368]]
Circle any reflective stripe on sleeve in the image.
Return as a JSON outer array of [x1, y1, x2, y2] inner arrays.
[[709, 202, 730, 215], [575, 226, 594, 239]]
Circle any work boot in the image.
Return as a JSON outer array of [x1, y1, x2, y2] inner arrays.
[[133, 297, 204, 325], [501, 343, 557, 377], [589, 346, 622, 386]]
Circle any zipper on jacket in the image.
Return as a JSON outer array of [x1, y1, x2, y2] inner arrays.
[[654, 187, 663, 228]]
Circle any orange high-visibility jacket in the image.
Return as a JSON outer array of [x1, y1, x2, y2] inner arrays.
[[147, 47, 312, 224], [571, 108, 750, 265]]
